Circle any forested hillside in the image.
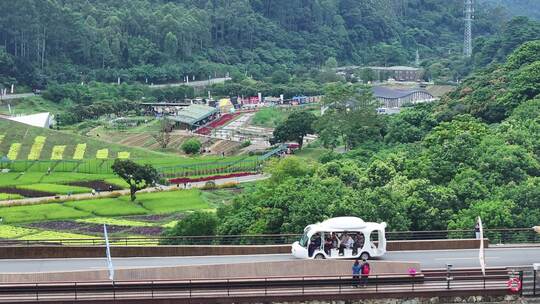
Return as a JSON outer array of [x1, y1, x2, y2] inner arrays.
[[216, 40, 540, 234], [0, 0, 505, 87]]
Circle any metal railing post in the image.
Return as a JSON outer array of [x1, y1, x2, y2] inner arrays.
[[534, 269, 537, 296], [75, 282, 77, 300], [339, 276, 341, 294], [227, 279, 230, 296], [151, 280, 154, 298], [189, 280, 192, 298], [302, 277, 305, 294], [35, 283, 39, 301], [265, 277, 267, 295], [520, 271, 524, 297]]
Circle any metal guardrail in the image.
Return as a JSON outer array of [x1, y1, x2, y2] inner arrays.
[[0, 268, 515, 302], [0, 228, 537, 247]]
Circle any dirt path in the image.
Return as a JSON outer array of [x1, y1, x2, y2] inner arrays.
[[0, 174, 268, 207]]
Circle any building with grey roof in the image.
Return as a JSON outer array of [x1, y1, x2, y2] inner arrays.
[[168, 104, 218, 130], [373, 86, 435, 109]]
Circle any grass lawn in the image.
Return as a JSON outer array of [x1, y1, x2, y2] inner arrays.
[[0, 203, 91, 224], [66, 198, 148, 217], [294, 147, 329, 160], [251, 107, 287, 128], [0, 193, 24, 200], [17, 183, 92, 195], [201, 189, 239, 206], [76, 217, 155, 227], [138, 189, 208, 213]]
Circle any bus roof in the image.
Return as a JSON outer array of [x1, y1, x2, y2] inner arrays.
[[306, 217, 386, 236]]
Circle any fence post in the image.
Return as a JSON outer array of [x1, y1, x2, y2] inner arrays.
[[520, 271, 524, 297], [534, 269, 537, 296], [227, 279, 230, 296], [151, 280, 154, 298], [339, 275, 341, 294], [35, 283, 39, 301], [75, 282, 78, 300], [189, 280, 192, 298], [265, 277, 267, 295]]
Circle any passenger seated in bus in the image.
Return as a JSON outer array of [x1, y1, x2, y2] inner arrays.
[[308, 234, 321, 257], [352, 234, 360, 256], [331, 233, 339, 248], [339, 234, 354, 256], [324, 237, 333, 256]]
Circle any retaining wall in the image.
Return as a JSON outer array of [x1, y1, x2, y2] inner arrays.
[[0, 260, 421, 283], [0, 239, 488, 259]]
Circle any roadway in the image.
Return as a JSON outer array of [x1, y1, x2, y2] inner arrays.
[[0, 93, 35, 100], [149, 77, 231, 88], [0, 247, 537, 273]]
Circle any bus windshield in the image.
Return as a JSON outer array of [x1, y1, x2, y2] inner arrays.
[[299, 228, 311, 247]]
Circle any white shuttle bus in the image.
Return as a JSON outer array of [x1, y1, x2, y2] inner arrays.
[[291, 217, 387, 260]]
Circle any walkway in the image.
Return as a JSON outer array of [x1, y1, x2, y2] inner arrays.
[[149, 77, 231, 89], [0, 174, 268, 207]]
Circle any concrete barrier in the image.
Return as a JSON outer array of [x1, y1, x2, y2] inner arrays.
[[0, 260, 421, 283], [0, 239, 488, 259]]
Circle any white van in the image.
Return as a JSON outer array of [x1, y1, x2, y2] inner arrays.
[[291, 217, 387, 260]]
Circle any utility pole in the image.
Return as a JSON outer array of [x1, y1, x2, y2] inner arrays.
[[464, 0, 474, 58]]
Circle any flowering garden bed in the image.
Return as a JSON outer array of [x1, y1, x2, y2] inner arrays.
[[169, 172, 256, 184]]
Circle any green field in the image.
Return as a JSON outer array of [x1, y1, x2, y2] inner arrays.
[[0, 186, 244, 243], [17, 183, 92, 194], [0, 118, 161, 161], [0, 189, 208, 224], [251, 107, 287, 128], [0, 193, 23, 200], [0, 203, 91, 223], [76, 217, 154, 227]]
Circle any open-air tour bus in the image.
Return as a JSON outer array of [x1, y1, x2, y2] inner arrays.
[[291, 217, 387, 260]]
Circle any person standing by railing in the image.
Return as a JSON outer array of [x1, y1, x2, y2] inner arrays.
[[352, 259, 361, 288], [475, 222, 481, 239], [360, 259, 370, 287]]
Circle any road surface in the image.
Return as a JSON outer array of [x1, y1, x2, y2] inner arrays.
[[149, 77, 231, 88], [0, 93, 35, 100], [0, 247, 537, 273]]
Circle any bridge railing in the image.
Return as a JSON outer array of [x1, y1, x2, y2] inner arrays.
[[0, 228, 536, 246], [0, 268, 513, 301]]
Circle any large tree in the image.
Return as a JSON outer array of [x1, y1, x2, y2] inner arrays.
[[111, 159, 159, 201], [272, 111, 316, 148]]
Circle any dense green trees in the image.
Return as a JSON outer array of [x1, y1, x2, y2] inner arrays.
[[0, 0, 508, 87], [181, 138, 202, 155], [439, 40, 540, 123], [162, 212, 218, 244], [217, 42, 540, 233], [272, 111, 317, 148]]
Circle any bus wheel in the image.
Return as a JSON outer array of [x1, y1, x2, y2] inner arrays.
[[360, 252, 370, 260], [314, 253, 326, 260]]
